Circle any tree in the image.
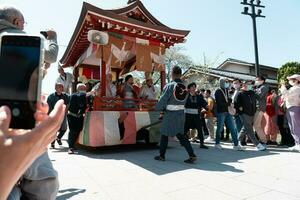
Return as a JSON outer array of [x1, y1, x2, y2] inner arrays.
[[164, 46, 194, 83], [277, 62, 300, 83]]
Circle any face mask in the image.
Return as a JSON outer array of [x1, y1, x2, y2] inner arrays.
[[224, 83, 230, 88], [247, 85, 253, 91], [233, 83, 240, 89], [255, 80, 263, 86], [289, 80, 296, 86]]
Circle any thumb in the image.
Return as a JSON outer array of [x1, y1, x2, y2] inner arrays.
[[0, 106, 11, 131]]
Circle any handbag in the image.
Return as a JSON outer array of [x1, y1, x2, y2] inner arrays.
[[228, 104, 236, 116]]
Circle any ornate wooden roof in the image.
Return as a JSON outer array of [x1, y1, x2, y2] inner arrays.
[[60, 1, 190, 67]]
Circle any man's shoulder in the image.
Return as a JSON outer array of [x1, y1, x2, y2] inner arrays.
[[70, 92, 78, 97], [47, 93, 56, 99], [215, 88, 222, 94], [63, 93, 70, 98], [166, 81, 184, 88]]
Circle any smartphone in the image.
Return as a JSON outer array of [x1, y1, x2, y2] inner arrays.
[[0, 34, 43, 129]]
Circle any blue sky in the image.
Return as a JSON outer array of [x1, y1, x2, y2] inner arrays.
[[1, 0, 300, 93]]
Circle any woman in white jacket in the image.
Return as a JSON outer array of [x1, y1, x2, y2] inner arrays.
[[280, 74, 300, 152]]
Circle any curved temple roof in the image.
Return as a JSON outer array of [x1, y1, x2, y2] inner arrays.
[[60, 1, 190, 67]]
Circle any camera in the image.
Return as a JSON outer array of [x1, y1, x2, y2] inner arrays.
[[0, 33, 44, 129]]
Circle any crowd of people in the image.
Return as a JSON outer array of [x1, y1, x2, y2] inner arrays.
[[181, 75, 299, 152]]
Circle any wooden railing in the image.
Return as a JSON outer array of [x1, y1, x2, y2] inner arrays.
[[93, 96, 158, 111]]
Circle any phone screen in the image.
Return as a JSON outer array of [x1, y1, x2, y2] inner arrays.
[[0, 35, 41, 101], [0, 35, 41, 129]]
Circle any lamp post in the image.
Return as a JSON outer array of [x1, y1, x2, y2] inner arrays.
[[241, 0, 265, 77]]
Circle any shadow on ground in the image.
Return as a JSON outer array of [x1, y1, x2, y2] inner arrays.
[[49, 140, 286, 176]]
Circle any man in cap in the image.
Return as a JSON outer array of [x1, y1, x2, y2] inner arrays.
[[154, 66, 197, 163]]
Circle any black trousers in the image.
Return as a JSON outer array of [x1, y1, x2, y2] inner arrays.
[[51, 116, 67, 144], [57, 129, 67, 140], [184, 114, 205, 144], [277, 115, 295, 146], [67, 115, 84, 149], [159, 134, 195, 158]]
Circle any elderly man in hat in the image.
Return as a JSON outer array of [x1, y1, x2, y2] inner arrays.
[[280, 74, 300, 152], [154, 66, 197, 163], [139, 75, 157, 100]]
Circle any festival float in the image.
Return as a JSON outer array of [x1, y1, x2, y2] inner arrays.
[[59, 0, 189, 147]]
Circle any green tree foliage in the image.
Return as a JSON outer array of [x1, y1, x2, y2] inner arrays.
[[277, 62, 300, 83]]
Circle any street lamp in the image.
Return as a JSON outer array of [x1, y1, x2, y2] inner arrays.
[[241, 0, 265, 77]]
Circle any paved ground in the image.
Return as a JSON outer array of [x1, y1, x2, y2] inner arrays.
[[49, 139, 300, 200]]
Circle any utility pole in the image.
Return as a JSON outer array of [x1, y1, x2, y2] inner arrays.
[[241, 0, 265, 77]]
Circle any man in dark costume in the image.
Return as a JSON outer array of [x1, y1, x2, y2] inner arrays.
[[154, 66, 197, 163], [67, 83, 87, 154], [184, 82, 209, 149]]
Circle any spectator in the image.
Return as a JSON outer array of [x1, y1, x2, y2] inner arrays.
[[204, 89, 215, 141], [0, 5, 60, 199], [280, 74, 300, 152], [214, 78, 244, 150], [265, 90, 278, 145], [232, 79, 243, 135], [0, 5, 58, 76], [235, 80, 266, 151], [253, 75, 269, 144], [275, 93, 295, 147], [0, 101, 65, 200], [47, 82, 70, 148]]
